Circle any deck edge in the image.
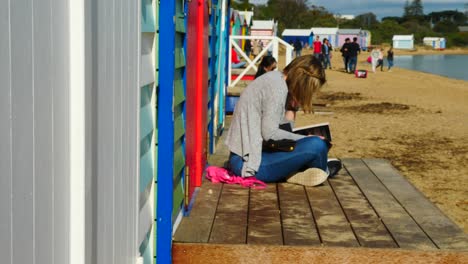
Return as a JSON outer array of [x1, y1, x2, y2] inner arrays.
[[173, 243, 468, 264]]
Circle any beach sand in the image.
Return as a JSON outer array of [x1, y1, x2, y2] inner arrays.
[[292, 49, 468, 232]]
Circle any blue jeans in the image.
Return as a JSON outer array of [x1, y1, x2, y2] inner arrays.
[[323, 54, 331, 69], [229, 137, 328, 183], [295, 50, 302, 58], [348, 56, 357, 72], [387, 59, 394, 69], [232, 61, 246, 68]]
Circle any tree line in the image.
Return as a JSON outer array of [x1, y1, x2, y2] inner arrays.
[[232, 0, 468, 47]]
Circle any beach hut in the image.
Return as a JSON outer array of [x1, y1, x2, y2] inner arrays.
[[1, 0, 231, 263], [360, 30, 372, 51], [423, 37, 446, 50], [251, 19, 277, 37], [238, 11, 254, 50], [251, 19, 278, 49], [238, 10, 254, 32], [311, 27, 339, 48], [393, 35, 414, 50], [458, 26, 468, 32], [282, 29, 314, 47], [337, 28, 362, 47]]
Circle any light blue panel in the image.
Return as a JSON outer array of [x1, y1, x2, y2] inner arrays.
[[140, 101, 155, 139], [140, 148, 154, 193], [11, 0, 34, 262], [141, 0, 155, 32], [141, 84, 153, 106], [140, 1, 156, 263], [0, 0, 12, 261], [139, 230, 153, 264]]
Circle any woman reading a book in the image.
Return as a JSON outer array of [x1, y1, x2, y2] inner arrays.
[[225, 55, 341, 186]]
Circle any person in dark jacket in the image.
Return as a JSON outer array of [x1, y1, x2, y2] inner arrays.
[[244, 39, 252, 58], [348, 37, 361, 73], [294, 38, 303, 58], [340, 38, 351, 72], [321, 38, 332, 69], [387, 46, 394, 72]]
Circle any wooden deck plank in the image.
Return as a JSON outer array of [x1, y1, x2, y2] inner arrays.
[[173, 180, 222, 243], [173, 243, 468, 264], [277, 183, 321, 246], [342, 158, 437, 250], [248, 184, 283, 245], [329, 170, 398, 248], [363, 158, 468, 250], [209, 184, 249, 244], [306, 181, 360, 247]]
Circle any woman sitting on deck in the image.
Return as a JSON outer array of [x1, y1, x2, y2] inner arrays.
[[225, 55, 342, 186]]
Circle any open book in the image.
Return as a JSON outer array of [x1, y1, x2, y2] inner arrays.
[[293, 122, 332, 142]]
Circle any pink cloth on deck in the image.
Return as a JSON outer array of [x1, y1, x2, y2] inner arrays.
[[205, 166, 266, 189]]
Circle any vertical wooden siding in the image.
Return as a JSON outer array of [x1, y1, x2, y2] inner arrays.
[[93, 0, 140, 263], [173, 0, 187, 220], [0, 0, 70, 262], [140, 0, 157, 263]]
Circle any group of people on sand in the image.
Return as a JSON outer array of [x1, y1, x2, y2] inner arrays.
[[369, 46, 394, 72], [224, 53, 342, 187], [338, 38, 395, 74], [340, 37, 361, 73], [293, 36, 334, 70]]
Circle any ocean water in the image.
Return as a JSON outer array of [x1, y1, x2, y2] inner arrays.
[[393, 54, 468, 81]]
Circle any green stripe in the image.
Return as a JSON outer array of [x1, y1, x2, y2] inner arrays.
[[173, 114, 185, 142], [175, 14, 186, 33], [174, 79, 185, 106], [175, 47, 185, 69], [173, 143, 185, 177]]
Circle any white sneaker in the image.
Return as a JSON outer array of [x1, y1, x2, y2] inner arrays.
[[287, 168, 328, 187], [327, 158, 342, 178]]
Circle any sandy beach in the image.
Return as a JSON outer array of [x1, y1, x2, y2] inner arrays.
[[292, 49, 468, 232]]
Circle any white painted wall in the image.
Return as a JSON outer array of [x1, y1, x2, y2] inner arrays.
[[0, 0, 141, 263]]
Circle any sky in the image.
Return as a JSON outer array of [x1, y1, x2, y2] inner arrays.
[[249, 0, 468, 19]]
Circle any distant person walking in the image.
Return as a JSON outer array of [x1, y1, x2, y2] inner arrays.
[[370, 47, 382, 73], [340, 38, 351, 72], [244, 39, 252, 58], [376, 48, 384, 71], [348, 37, 360, 73], [321, 38, 332, 69], [313, 35, 322, 61], [294, 38, 303, 58], [253, 39, 262, 57], [387, 46, 394, 72]]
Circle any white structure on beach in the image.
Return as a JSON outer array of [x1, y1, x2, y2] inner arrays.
[[393, 35, 414, 50], [423, 37, 446, 50], [282, 29, 314, 46], [311, 27, 339, 47], [251, 20, 277, 37]]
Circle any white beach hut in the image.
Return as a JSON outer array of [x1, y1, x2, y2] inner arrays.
[[393, 35, 414, 50], [282, 29, 313, 47], [423, 37, 446, 50], [251, 20, 277, 37], [310, 27, 339, 48]]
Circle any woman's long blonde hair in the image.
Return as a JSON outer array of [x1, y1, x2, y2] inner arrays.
[[283, 55, 326, 113]]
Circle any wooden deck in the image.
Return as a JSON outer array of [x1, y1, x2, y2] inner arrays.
[[174, 158, 468, 247], [173, 123, 468, 262]]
